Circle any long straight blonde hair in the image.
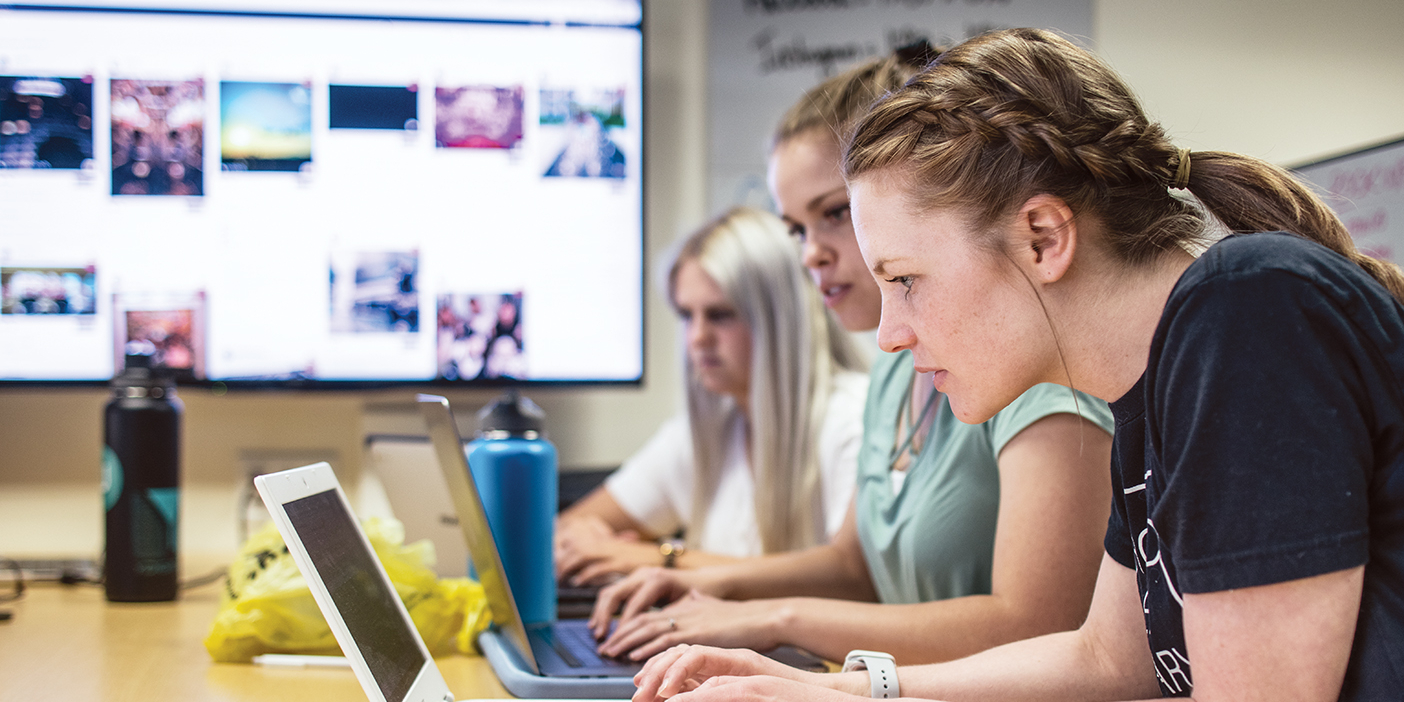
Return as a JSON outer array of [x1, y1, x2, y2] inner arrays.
[[667, 207, 866, 553]]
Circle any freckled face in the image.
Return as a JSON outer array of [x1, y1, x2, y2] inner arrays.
[[768, 132, 883, 332], [850, 176, 1050, 423], [672, 259, 752, 403]]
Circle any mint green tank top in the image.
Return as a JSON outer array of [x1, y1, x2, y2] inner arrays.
[[855, 350, 1115, 604]]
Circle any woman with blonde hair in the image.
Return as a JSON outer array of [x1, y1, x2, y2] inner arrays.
[[556, 206, 869, 579], [633, 28, 1404, 702], [585, 42, 1116, 667]]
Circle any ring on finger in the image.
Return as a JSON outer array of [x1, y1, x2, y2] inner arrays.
[[668, 617, 677, 631]]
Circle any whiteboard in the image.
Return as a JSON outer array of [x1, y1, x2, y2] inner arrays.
[[1293, 136, 1404, 264], [706, 0, 1093, 214]]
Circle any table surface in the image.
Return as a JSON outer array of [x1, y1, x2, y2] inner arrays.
[[0, 578, 512, 702]]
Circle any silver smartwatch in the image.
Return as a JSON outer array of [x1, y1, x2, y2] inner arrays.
[[842, 650, 899, 699]]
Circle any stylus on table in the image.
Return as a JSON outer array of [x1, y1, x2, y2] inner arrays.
[[252, 654, 351, 668]]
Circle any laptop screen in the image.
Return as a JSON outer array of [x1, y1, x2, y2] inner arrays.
[[284, 489, 426, 702]]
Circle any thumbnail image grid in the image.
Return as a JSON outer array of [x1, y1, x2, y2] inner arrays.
[[540, 87, 626, 179], [1, 266, 97, 315], [329, 251, 420, 333], [220, 81, 313, 172], [435, 85, 524, 149], [111, 79, 205, 196], [0, 76, 93, 169], [437, 292, 524, 380]]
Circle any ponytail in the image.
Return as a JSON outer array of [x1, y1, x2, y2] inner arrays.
[[1185, 151, 1404, 303]]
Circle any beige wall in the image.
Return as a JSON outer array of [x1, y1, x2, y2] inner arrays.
[[1095, 0, 1404, 166], [2, 0, 1401, 559]]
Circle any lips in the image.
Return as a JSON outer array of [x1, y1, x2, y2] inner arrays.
[[820, 283, 850, 307], [914, 365, 949, 391], [693, 355, 723, 368]]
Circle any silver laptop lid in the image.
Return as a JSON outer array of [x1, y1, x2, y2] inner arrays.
[[415, 394, 539, 674]]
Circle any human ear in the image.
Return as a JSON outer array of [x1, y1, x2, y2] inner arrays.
[[1015, 194, 1077, 284]]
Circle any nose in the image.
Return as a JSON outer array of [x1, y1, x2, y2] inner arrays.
[[876, 307, 916, 354], [800, 233, 833, 272], [687, 316, 714, 350]]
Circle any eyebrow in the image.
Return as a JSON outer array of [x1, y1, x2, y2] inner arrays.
[[871, 259, 892, 277], [805, 185, 848, 213]]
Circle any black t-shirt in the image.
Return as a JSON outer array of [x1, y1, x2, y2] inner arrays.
[[1106, 232, 1404, 698]]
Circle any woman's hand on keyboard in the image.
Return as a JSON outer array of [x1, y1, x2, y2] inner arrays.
[[631, 644, 837, 702], [589, 566, 702, 639], [555, 515, 660, 586], [598, 590, 791, 660]]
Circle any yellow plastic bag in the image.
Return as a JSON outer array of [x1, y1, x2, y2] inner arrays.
[[204, 517, 492, 663]]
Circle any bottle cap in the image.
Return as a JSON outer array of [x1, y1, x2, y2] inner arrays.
[[476, 390, 545, 437], [111, 350, 176, 397]]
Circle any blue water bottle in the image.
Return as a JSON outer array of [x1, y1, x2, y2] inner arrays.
[[467, 390, 557, 624]]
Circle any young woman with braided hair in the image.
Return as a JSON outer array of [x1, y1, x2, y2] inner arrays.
[[583, 43, 1115, 667], [630, 27, 1404, 702]]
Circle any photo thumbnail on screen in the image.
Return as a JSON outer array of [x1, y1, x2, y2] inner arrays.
[[435, 85, 523, 149], [328, 84, 418, 131], [111, 78, 204, 196], [123, 310, 202, 379], [116, 291, 206, 379], [540, 87, 625, 179], [221, 81, 313, 172], [437, 292, 525, 380], [329, 251, 420, 333], [0, 76, 94, 169], [1, 265, 97, 315]]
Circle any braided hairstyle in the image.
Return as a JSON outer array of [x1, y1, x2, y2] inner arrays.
[[773, 39, 943, 151], [843, 28, 1404, 303]]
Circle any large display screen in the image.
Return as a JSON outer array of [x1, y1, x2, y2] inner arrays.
[[0, 1, 644, 386]]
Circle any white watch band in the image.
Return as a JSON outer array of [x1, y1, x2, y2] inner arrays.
[[842, 650, 899, 699]]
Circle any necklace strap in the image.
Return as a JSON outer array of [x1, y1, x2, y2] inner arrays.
[[889, 385, 939, 470]]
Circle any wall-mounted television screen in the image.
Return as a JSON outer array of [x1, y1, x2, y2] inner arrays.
[[0, 0, 644, 387]]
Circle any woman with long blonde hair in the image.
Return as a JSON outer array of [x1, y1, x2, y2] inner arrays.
[[556, 207, 869, 579]]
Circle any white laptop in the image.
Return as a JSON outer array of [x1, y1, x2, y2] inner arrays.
[[255, 461, 629, 702]]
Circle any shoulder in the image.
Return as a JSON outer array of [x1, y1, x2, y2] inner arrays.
[[987, 383, 1114, 454], [827, 370, 871, 415], [1173, 232, 1387, 312], [1160, 232, 1404, 366], [617, 413, 692, 472]]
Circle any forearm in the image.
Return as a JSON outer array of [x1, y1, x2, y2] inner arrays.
[[702, 544, 876, 602], [672, 549, 740, 570], [816, 628, 1155, 702], [769, 592, 1086, 665]]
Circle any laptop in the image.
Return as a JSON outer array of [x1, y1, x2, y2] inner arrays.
[[414, 395, 646, 698], [414, 394, 827, 698], [254, 462, 574, 702], [259, 461, 640, 701]]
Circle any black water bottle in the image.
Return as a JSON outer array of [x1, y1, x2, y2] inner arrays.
[[102, 352, 182, 602]]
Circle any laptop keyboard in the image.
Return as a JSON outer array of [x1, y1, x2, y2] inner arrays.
[[537, 623, 608, 668]]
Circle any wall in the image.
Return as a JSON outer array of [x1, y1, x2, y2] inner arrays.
[[1095, 0, 1404, 166], [0, 0, 708, 560], [2, 0, 1401, 560]]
